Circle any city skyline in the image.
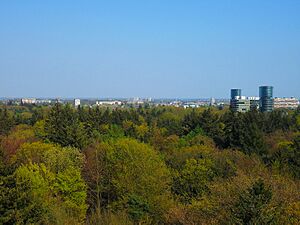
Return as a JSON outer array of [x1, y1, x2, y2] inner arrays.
[[1, 84, 298, 100], [1, 1, 300, 98]]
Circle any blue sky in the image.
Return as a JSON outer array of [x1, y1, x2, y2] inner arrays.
[[0, 0, 299, 98]]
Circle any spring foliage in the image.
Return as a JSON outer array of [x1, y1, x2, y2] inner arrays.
[[0, 104, 300, 224]]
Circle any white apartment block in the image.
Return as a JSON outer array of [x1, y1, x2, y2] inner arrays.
[[274, 97, 299, 109]]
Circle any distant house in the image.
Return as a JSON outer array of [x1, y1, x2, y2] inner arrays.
[[274, 97, 299, 109], [21, 98, 36, 105]]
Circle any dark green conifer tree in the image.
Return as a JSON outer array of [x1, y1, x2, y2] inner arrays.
[[232, 179, 275, 225]]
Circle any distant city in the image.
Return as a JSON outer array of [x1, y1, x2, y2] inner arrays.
[[230, 86, 299, 112], [0, 86, 299, 111], [0, 97, 229, 109]]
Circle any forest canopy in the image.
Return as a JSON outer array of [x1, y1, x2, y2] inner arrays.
[[0, 104, 300, 224]]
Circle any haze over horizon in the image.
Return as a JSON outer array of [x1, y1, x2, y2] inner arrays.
[[1, 1, 300, 99]]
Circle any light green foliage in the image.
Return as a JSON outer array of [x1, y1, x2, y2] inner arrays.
[[107, 138, 172, 221], [134, 123, 149, 142], [54, 168, 87, 221], [33, 120, 47, 139], [13, 163, 54, 224], [84, 138, 172, 223], [0, 142, 87, 224], [165, 144, 213, 170], [98, 124, 124, 141], [173, 158, 215, 203], [0, 163, 55, 224], [2, 105, 300, 224], [15, 142, 84, 172]]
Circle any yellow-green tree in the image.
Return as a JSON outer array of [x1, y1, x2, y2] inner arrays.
[[0, 142, 87, 224], [84, 138, 172, 224]]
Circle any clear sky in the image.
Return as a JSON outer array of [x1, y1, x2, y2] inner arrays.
[[0, 0, 299, 99]]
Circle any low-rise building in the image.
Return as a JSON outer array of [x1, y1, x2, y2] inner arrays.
[[248, 96, 260, 110], [74, 99, 80, 107], [230, 96, 250, 113], [274, 97, 299, 109], [21, 98, 36, 105], [36, 99, 52, 105], [95, 100, 122, 106]]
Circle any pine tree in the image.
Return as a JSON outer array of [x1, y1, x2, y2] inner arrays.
[[45, 103, 87, 149], [231, 179, 275, 225]]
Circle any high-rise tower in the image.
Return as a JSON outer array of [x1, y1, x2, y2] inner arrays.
[[231, 89, 242, 100], [259, 86, 274, 112]]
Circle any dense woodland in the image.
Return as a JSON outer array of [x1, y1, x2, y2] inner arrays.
[[0, 103, 300, 225]]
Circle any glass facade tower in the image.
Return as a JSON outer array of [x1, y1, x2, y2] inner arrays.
[[259, 86, 274, 112], [231, 89, 242, 99]]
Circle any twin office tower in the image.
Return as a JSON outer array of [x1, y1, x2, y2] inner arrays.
[[230, 86, 274, 113]]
